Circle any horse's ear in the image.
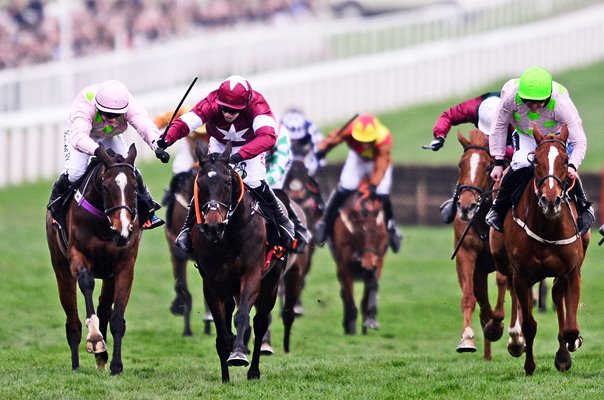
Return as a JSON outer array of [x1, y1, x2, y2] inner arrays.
[[222, 141, 233, 158], [457, 130, 470, 148], [126, 143, 137, 164], [532, 123, 544, 144], [96, 143, 109, 161], [195, 140, 208, 162], [559, 124, 569, 143]]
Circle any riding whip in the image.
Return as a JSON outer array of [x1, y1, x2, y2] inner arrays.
[[160, 77, 198, 142]]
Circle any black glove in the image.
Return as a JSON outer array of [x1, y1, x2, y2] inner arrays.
[[430, 137, 445, 151], [316, 150, 326, 160], [155, 147, 170, 164], [368, 184, 377, 197], [156, 138, 168, 150], [229, 153, 243, 165]]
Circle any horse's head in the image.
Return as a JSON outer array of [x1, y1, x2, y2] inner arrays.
[[193, 141, 243, 243], [532, 124, 571, 218], [455, 129, 493, 221], [95, 143, 138, 247], [340, 190, 387, 271]]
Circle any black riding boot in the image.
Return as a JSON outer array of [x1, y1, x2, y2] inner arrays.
[[253, 181, 295, 248], [308, 175, 326, 213], [136, 170, 164, 230], [284, 200, 312, 253], [571, 176, 595, 235], [440, 188, 458, 224], [47, 173, 71, 218], [175, 198, 196, 253], [486, 167, 532, 232], [315, 187, 353, 246], [379, 194, 402, 253]]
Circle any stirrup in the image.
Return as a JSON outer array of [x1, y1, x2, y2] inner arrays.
[[486, 209, 503, 232], [440, 198, 456, 224], [142, 215, 165, 230]]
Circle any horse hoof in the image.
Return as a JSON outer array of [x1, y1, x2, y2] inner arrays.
[[483, 321, 504, 342], [507, 341, 526, 358], [86, 339, 107, 354], [555, 349, 573, 372], [260, 342, 274, 356], [169, 301, 185, 316], [227, 351, 249, 367], [456, 338, 477, 353], [362, 319, 380, 331], [567, 335, 583, 352]]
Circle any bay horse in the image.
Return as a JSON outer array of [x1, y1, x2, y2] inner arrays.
[[45, 143, 141, 375], [163, 167, 213, 336], [328, 183, 388, 335], [190, 140, 285, 382], [451, 129, 509, 360], [489, 124, 589, 375]]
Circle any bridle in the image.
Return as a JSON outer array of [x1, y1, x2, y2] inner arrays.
[[531, 138, 574, 202], [455, 145, 496, 205]]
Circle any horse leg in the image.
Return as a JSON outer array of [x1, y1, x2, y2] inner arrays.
[[281, 262, 302, 353], [484, 271, 506, 342], [107, 267, 134, 375], [338, 267, 357, 335], [506, 284, 526, 358], [538, 279, 548, 313], [229, 272, 263, 367], [260, 313, 274, 356], [551, 277, 571, 372], [248, 264, 281, 380], [204, 286, 232, 383], [455, 251, 477, 353], [203, 299, 213, 336], [54, 270, 82, 370], [94, 279, 115, 370], [170, 250, 193, 336], [473, 269, 493, 360], [76, 268, 107, 355], [514, 277, 537, 376], [361, 269, 380, 335]]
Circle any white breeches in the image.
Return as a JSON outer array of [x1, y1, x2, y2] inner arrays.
[[209, 137, 266, 189], [339, 151, 392, 195]]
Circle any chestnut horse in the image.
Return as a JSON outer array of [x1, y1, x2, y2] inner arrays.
[[489, 125, 589, 375], [328, 185, 388, 335], [190, 141, 285, 382], [45, 143, 141, 375], [451, 129, 509, 360]]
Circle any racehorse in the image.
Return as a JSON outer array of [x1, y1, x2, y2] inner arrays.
[[45, 143, 141, 375], [489, 124, 589, 375], [190, 140, 285, 382], [450, 129, 509, 360], [163, 167, 213, 336], [328, 183, 388, 335]]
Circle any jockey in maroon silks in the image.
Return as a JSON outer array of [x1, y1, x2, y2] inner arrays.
[[157, 75, 296, 253], [428, 92, 514, 223]]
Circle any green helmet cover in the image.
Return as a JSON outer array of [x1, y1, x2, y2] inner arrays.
[[518, 67, 552, 101]]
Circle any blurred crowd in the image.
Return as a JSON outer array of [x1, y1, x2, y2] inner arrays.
[[0, 0, 318, 70]]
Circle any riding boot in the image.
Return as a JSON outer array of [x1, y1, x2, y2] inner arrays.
[[571, 176, 595, 235], [252, 181, 295, 249], [285, 201, 312, 253], [486, 167, 531, 232], [47, 173, 71, 218], [308, 175, 326, 213], [175, 198, 196, 253], [378, 194, 402, 253], [315, 187, 353, 246], [136, 170, 164, 230], [439, 188, 459, 224]]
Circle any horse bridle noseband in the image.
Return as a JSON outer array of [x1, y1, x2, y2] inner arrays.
[[531, 138, 572, 198], [455, 145, 496, 205], [193, 164, 245, 226]]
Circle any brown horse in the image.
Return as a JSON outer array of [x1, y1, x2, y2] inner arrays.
[[190, 141, 285, 382], [163, 167, 214, 336], [489, 125, 589, 375], [328, 185, 388, 335], [46, 143, 141, 375], [451, 129, 509, 360]]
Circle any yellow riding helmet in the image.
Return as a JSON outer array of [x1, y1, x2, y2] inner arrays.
[[351, 114, 382, 143]]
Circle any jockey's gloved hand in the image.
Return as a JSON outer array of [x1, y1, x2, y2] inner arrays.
[[229, 153, 243, 165], [156, 138, 169, 149], [155, 147, 170, 163], [430, 137, 445, 151], [315, 150, 326, 160], [368, 184, 377, 197]]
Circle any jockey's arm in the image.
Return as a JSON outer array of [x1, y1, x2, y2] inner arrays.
[[370, 141, 392, 187]]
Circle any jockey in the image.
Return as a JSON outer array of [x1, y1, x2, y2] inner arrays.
[[266, 121, 312, 252], [429, 92, 515, 223], [486, 66, 594, 235], [314, 114, 402, 253], [280, 108, 326, 211], [157, 75, 296, 252], [47, 79, 169, 230]]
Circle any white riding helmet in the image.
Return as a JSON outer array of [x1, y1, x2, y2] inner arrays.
[[95, 80, 130, 114], [477, 96, 500, 135]]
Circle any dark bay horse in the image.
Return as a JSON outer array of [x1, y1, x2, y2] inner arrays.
[[451, 129, 509, 360], [328, 184, 388, 335], [163, 167, 214, 336], [190, 141, 285, 382], [45, 143, 141, 375], [489, 125, 589, 375]]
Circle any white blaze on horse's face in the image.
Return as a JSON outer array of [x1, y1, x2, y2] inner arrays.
[[547, 146, 560, 190], [208, 171, 217, 178], [470, 153, 480, 183], [115, 172, 130, 237]]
